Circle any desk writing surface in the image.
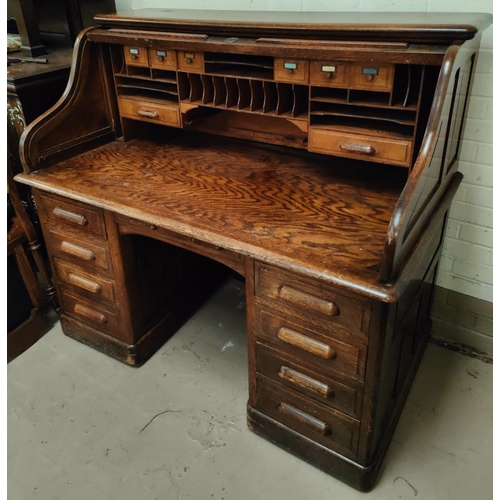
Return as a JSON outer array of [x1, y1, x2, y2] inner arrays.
[[18, 131, 405, 297]]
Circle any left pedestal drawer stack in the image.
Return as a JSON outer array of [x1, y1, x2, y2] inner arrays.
[[34, 191, 127, 342]]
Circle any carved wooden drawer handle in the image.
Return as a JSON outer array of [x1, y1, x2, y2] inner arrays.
[[74, 303, 107, 324], [68, 273, 101, 294], [278, 285, 339, 316], [277, 327, 336, 360], [60, 241, 95, 261], [279, 366, 335, 399], [339, 142, 376, 155], [53, 207, 88, 226], [278, 402, 331, 436], [138, 109, 159, 119]]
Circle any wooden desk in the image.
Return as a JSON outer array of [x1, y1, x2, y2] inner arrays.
[[15, 10, 492, 490]]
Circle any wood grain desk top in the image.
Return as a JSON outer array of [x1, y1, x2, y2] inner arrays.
[[17, 131, 406, 300]]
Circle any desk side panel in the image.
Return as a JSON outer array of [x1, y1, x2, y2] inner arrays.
[[20, 28, 119, 173], [381, 36, 480, 281]]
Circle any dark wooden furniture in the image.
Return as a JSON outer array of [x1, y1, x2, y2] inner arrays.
[[15, 10, 491, 490]]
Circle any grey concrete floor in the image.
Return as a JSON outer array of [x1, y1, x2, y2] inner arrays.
[[8, 279, 492, 500]]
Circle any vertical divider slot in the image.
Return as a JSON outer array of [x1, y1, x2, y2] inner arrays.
[[237, 79, 251, 110], [201, 74, 215, 104], [277, 83, 294, 115], [263, 81, 278, 114], [292, 85, 309, 118], [177, 72, 190, 101], [213, 76, 227, 106], [250, 80, 265, 112], [225, 77, 238, 108], [188, 73, 203, 102]]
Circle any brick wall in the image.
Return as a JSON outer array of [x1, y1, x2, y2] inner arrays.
[[114, 0, 494, 353]]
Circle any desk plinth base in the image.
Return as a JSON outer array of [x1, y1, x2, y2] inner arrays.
[[247, 405, 378, 492]]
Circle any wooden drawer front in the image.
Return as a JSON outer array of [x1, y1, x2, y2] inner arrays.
[[149, 48, 177, 70], [310, 61, 349, 88], [118, 96, 180, 127], [256, 307, 367, 381], [124, 46, 149, 67], [256, 342, 363, 418], [39, 193, 106, 238], [177, 51, 204, 72], [61, 289, 121, 337], [274, 58, 309, 84], [349, 64, 394, 92], [255, 374, 360, 458], [309, 128, 411, 167], [48, 229, 111, 271], [255, 263, 369, 335], [54, 258, 116, 303]]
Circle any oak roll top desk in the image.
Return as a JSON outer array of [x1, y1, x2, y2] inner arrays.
[[15, 10, 492, 491]]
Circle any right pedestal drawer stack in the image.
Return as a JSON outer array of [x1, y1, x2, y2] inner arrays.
[[251, 261, 372, 460]]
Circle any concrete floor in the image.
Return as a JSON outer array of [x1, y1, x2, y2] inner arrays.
[[8, 279, 492, 500]]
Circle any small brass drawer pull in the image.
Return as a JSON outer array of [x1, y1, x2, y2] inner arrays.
[[283, 61, 298, 74], [129, 48, 139, 60], [74, 303, 107, 324], [156, 50, 166, 61], [277, 327, 336, 360], [60, 241, 96, 261], [278, 402, 332, 436], [52, 207, 88, 226], [138, 109, 159, 119], [68, 273, 102, 294], [321, 65, 337, 78], [339, 142, 376, 155], [279, 366, 335, 398], [362, 67, 379, 81]]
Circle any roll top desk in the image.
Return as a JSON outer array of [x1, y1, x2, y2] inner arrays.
[[15, 10, 492, 490]]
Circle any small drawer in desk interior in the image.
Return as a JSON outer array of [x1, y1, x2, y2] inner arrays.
[[274, 58, 310, 84], [149, 48, 177, 70], [255, 306, 367, 381], [124, 46, 149, 67], [255, 262, 370, 335], [349, 63, 395, 92], [254, 373, 360, 458], [118, 96, 181, 127], [177, 51, 204, 72], [38, 193, 106, 238]]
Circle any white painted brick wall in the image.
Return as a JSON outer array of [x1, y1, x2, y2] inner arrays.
[[115, 0, 494, 303]]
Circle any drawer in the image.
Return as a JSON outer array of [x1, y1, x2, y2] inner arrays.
[[308, 128, 411, 167], [48, 228, 112, 271], [149, 48, 177, 70], [274, 58, 309, 84], [256, 342, 363, 418], [255, 262, 370, 335], [60, 289, 122, 338], [177, 51, 204, 72], [254, 374, 360, 458], [310, 61, 349, 88], [255, 307, 367, 381], [54, 258, 116, 303], [124, 46, 149, 67], [118, 96, 180, 127], [349, 63, 394, 92], [38, 193, 106, 238]]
